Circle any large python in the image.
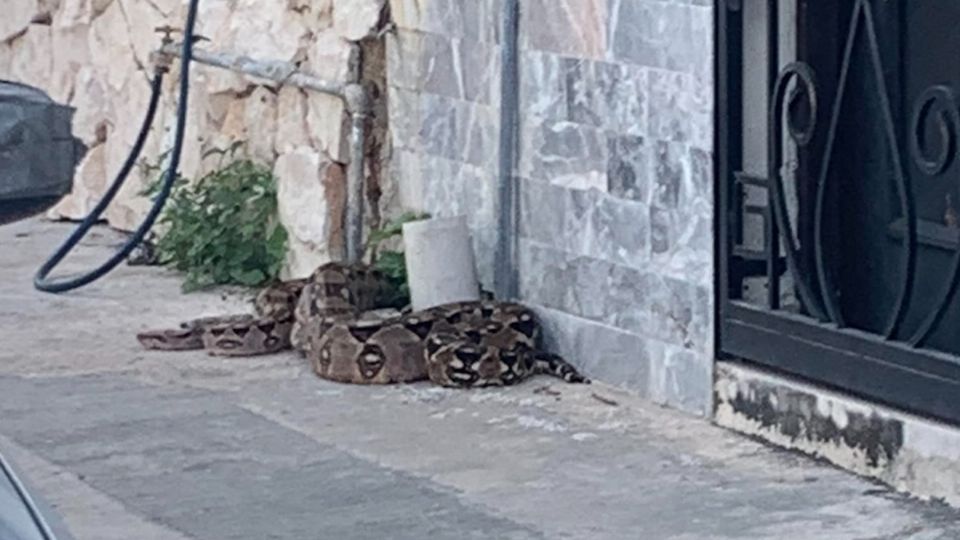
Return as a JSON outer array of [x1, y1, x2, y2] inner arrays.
[[137, 262, 589, 388]]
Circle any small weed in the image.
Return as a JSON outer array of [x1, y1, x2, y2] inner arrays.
[[365, 212, 430, 308], [144, 155, 287, 292]]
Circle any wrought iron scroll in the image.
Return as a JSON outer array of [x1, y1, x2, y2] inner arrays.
[[908, 86, 960, 347], [764, 0, 960, 348], [810, 0, 917, 339], [768, 62, 827, 321]]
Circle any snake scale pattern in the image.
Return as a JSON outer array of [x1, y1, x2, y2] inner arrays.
[[137, 262, 589, 388]]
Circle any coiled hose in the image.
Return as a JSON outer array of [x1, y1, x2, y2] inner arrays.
[[34, 0, 200, 293]]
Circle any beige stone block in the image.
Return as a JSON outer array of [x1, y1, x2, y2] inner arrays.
[[57, 0, 114, 29], [294, 0, 334, 31], [49, 143, 108, 220], [204, 86, 277, 168], [306, 92, 345, 162], [195, 0, 234, 39], [274, 147, 345, 278], [36, 0, 61, 22], [215, 0, 307, 62], [305, 31, 355, 82], [6, 25, 53, 91], [333, 0, 384, 41], [195, 1, 250, 95], [243, 86, 279, 164], [49, 23, 90, 102], [117, 0, 169, 67], [205, 90, 239, 130], [69, 66, 112, 143], [202, 68, 250, 97], [147, 0, 179, 18], [0, 0, 35, 42], [156, 69, 212, 182], [387, 0, 421, 33], [274, 86, 310, 155], [218, 97, 248, 141], [88, 0, 134, 91]]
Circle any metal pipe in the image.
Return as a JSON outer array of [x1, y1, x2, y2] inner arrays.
[[157, 43, 369, 262], [159, 43, 346, 96], [343, 84, 369, 263], [494, 0, 520, 299]]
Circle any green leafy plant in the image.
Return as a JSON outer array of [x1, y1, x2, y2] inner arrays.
[[145, 158, 287, 292], [364, 212, 430, 308]]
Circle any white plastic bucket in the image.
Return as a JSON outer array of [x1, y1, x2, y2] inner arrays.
[[403, 216, 480, 311]]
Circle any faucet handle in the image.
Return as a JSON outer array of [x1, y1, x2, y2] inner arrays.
[[154, 25, 182, 45]]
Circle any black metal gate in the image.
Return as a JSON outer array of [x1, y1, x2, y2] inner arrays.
[[718, 0, 960, 424]]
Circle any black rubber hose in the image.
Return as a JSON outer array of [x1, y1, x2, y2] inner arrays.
[[34, 0, 200, 293]]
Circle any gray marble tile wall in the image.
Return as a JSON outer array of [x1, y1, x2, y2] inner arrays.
[[387, 0, 504, 286], [387, 0, 715, 415]]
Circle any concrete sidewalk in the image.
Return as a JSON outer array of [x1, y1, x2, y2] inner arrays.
[[2, 219, 960, 540]]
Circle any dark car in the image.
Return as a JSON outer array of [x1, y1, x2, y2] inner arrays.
[[0, 79, 84, 226], [1, 79, 83, 539], [0, 447, 73, 540]]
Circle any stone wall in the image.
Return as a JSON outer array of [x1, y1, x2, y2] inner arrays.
[[387, 0, 715, 415], [1, 0, 386, 279]]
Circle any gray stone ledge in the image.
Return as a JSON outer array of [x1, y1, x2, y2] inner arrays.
[[716, 361, 960, 507]]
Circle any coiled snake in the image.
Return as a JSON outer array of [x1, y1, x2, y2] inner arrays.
[[137, 262, 589, 388]]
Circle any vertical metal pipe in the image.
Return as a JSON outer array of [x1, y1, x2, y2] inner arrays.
[[494, 0, 520, 299], [345, 110, 367, 262], [343, 82, 369, 263], [344, 42, 365, 263]]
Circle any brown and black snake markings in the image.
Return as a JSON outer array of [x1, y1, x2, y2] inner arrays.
[[138, 262, 589, 388]]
